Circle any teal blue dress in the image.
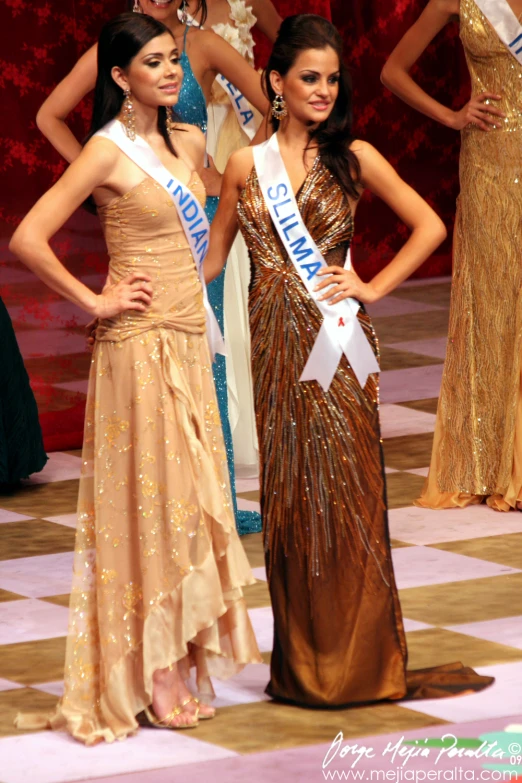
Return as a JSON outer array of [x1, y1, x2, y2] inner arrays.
[[176, 40, 261, 536]]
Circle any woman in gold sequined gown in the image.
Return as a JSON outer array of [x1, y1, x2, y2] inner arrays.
[[383, 0, 522, 510], [206, 14, 493, 706], [10, 14, 260, 744]]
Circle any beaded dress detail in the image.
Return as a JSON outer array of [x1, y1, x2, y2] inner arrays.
[[237, 159, 493, 705], [207, 0, 262, 487], [416, 0, 522, 510], [176, 30, 261, 534], [17, 175, 261, 744]]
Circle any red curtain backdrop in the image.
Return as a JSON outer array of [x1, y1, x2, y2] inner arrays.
[[1, 1, 466, 451], [256, 0, 468, 279]]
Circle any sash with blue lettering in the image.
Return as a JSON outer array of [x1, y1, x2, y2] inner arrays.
[[178, 10, 258, 140], [215, 74, 258, 141], [474, 0, 522, 65], [94, 119, 225, 359], [253, 134, 379, 392]]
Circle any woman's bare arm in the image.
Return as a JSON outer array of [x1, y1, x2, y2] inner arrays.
[[250, 0, 282, 42], [205, 146, 253, 282], [36, 44, 98, 163], [200, 30, 269, 114], [380, 0, 504, 131], [315, 141, 447, 304], [10, 138, 152, 317]]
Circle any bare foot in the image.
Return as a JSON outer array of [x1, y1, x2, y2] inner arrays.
[[152, 665, 198, 728], [195, 700, 216, 719]]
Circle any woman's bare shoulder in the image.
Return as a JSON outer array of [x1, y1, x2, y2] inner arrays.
[[225, 146, 256, 189], [174, 122, 206, 147], [428, 0, 459, 17], [230, 145, 255, 172]]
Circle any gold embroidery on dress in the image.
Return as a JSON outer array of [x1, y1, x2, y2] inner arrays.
[[37, 174, 262, 746]]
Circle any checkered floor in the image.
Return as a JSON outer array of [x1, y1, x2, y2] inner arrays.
[[1, 276, 522, 783]]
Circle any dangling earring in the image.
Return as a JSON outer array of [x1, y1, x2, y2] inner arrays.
[[122, 88, 136, 141], [132, 0, 142, 13], [271, 94, 288, 121], [179, 0, 188, 24], [166, 109, 176, 136]]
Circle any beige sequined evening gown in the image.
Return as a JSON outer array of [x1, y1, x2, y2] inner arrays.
[[19, 175, 261, 744], [237, 158, 493, 706], [416, 0, 522, 510]]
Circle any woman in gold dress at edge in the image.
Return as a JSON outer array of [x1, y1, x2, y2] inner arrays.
[[382, 0, 522, 511], [204, 14, 493, 706], [10, 13, 261, 743]]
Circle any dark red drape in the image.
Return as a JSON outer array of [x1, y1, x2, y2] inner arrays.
[[1, 1, 465, 451], [256, 0, 468, 279]]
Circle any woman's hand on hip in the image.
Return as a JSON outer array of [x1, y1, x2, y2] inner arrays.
[[314, 266, 379, 305], [85, 318, 98, 353], [449, 92, 505, 131], [93, 272, 153, 319], [199, 155, 223, 197]]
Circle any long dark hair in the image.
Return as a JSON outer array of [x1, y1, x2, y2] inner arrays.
[[85, 13, 178, 155], [264, 14, 361, 199], [126, 0, 208, 26]]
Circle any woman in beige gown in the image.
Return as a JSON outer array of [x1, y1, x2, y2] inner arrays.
[[382, 0, 522, 510], [10, 12, 260, 745]]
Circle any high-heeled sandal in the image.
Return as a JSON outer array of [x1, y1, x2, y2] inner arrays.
[[188, 696, 216, 721], [136, 697, 199, 730]]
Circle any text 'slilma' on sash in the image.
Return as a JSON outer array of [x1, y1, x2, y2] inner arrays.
[[253, 133, 379, 392]]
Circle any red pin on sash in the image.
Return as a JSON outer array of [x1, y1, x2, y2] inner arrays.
[[338, 317, 345, 327]]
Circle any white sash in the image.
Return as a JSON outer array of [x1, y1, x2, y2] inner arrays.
[[474, 0, 522, 64], [253, 134, 379, 392], [178, 9, 258, 139], [215, 74, 257, 140], [94, 119, 225, 359]]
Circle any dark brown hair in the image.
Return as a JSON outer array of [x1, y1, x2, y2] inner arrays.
[[85, 13, 179, 156], [264, 14, 361, 199]]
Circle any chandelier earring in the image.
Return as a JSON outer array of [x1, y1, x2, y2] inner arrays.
[[132, 0, 143, 13], [166, 108, 176, 136], [179, 0, 189, 24], [122, 88, 136, 141], [271, 94, 288, 121]]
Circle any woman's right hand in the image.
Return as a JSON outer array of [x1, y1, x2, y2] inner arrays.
[[449, 92, 505, 131], [93, 272, 153, 319], [200, 155, 223, 197]]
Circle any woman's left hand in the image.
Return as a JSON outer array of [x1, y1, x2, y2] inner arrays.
[[314, 266, 379, 305]]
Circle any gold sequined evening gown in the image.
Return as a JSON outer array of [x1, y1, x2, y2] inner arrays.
[[19, 175, 261, 744], [416, 0, 522, 511], [237, 158, 493, 706]]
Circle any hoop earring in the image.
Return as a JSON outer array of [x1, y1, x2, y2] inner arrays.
[[166, 109, 176, 136], [122, 88, 136, 141], [271, 94, 288, 121], [132, 0, 142, 12]]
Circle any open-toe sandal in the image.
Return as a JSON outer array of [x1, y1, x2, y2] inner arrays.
[[189, 696, 216, 721], [136, 698, 199, 730]]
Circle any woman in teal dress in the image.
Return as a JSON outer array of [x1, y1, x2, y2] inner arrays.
[[175, 28, 260, 534], [35, 0, 265, 533]]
